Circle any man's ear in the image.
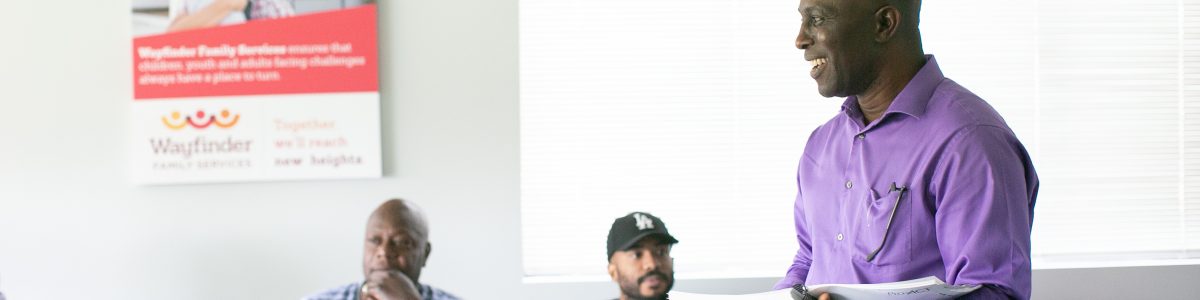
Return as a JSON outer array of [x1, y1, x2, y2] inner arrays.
[[421, 242, 432, 267], [607, 261, 619, 281], [874, 5, 901, 42]]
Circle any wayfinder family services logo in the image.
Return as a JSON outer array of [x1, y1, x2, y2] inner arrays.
[[162, 109, 241, 130]]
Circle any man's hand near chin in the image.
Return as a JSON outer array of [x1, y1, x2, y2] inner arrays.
[[362, 270, 421, 300]]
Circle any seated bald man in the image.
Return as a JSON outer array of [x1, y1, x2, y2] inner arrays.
[[304, 199, 460, 300]]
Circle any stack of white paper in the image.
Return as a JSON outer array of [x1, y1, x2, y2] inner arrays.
[[670, 276, 980, 300]]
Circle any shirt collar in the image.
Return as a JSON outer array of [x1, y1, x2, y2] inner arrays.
[[841, 54, 944, 121], [356, 281, 430, 299]]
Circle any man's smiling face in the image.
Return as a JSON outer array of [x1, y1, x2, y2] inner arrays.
[[796, 0, 885, 98]]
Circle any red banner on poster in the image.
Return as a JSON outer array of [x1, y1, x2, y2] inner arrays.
[[132, 5, 378, 100]]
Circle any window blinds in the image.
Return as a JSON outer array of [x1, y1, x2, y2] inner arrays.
[[520, 0, 1200, 281]]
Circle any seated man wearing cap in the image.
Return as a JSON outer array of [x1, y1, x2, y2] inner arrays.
[[304, 199, 460, 300], [607, 212, 679, 300]]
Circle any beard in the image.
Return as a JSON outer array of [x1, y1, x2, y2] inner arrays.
[[618, 270, 673, 300]]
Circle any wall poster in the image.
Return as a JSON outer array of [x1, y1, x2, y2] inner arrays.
[[131, 0, 381, 184]]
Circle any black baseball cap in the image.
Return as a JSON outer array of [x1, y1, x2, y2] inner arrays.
[[607, 212, 679, 261]]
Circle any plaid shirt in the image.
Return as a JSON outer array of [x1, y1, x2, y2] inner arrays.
[[249, 0, 295, 20], [304, 282, 461, 300]]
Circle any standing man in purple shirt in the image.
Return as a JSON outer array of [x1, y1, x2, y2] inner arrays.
[[776, 1, 1039, 299]]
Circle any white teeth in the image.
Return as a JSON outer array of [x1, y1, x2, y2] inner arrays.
[[809, 58, 827, 68]]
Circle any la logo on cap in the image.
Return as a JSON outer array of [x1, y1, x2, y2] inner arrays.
[[634, 213, 654, 230]]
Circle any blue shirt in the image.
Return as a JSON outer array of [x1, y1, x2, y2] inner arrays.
[[775, 56, 1039, 299], [304, 282, 460, 300]]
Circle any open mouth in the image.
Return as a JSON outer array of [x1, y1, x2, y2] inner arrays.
[[808, 57, 827, 79]]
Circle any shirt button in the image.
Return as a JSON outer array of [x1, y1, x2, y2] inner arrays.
[[837, 233, 844, 241], [845, 180, 853, 189], [856, 134, 865, 140]]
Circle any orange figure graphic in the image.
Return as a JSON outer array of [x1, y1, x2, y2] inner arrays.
[[161, 111, 188, 130], [214, 109, 240, 128]]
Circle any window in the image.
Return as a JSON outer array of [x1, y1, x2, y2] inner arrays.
[[521, 0, 1200, 281]]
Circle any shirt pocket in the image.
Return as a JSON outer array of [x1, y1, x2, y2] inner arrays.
[[853, 185, 912, 266]]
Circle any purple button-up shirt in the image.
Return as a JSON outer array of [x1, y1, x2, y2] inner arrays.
[[775, 56, 1038, 300]]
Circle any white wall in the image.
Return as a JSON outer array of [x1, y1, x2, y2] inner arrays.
[[0, 0, 520, 299], [0, 0, 1197, 299]]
